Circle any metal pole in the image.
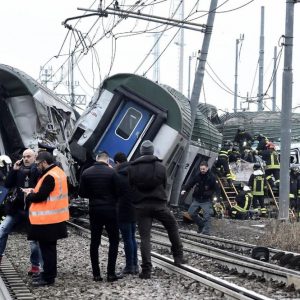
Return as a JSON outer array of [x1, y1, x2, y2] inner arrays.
[[279, 1, 295, 220], [70, 52, 75, 107], [272, 46, 277, 111], [188, 55, 192, 99], [258, 6, 264, 111], [178, 0, 184, 93], [234, 38, 239, 113], [170, 0, 218, 206]]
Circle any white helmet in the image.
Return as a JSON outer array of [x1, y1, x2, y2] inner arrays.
[[243, 185, 251, 192], [0, 155, 12, 167]]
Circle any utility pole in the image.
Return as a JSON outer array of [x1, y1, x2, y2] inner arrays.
[[177, 0, 184, 93], [40, 66, 53, 87], [272, 46, 277, 111], [234, 34, 244, 113], [152, 33, 160, 82], [279, 1, 296, 220], [188, 51, 197, 99], [257, 6, 265, 111], [170, 0, 218, 207], [70, 52, 75, 107]]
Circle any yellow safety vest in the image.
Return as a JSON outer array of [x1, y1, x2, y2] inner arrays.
[[29, 166, 69, 225]]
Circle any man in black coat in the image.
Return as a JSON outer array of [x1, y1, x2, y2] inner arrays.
[[0, 149, 42, 275], [128, 140, 186, 279], [79, 151, 121, 282], [114, 152, 138, 275], [181, 161, 219, 235]]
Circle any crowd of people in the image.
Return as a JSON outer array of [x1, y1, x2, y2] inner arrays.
[[0, 140, 187, 287], [0, 130, 299, 287]]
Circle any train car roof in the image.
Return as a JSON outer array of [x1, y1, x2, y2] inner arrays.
[[216, 111, 300, 143], [100, 73, 192, 139], [0, 64, 76, 120], [99, 73, 222, 151]]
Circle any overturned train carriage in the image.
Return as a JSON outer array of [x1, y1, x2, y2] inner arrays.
[[70, 73, 222, 198], [0, 64, 78, 185]]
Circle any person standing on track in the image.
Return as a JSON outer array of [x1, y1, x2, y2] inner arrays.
[[79, 151, 121, 282], [128, 140, 186, 279]]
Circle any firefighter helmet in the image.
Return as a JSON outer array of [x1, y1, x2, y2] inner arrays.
[[0, 155, 12, 168], [253, 163, 261, 170]]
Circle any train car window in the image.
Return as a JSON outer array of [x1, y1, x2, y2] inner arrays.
[[115, 107, 142, 140]]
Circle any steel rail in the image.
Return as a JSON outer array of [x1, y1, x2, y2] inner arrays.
[[67, 221, 273, 299], [149, 229, 300, 288]]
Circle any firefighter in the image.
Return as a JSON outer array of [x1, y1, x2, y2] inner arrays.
[[261, 142, 280, 188], [289, 165, 300, 221], [213, 141, 234, 186], [233, 126, 253, 154], [228, 145, 241, 163], [248, 163, 267, 217], [255, 133, 269, 155], [230, 186, 252, 220]]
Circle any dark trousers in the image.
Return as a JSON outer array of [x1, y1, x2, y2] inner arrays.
[[253, 195, 265, 208], [39, 240, 57, 283], [136, 203, 183, 273], [119, 222, 138, 270], [89, 208, 119, 277]]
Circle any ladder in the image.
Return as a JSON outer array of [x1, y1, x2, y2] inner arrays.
[[266, 182, 295, 220], [217, 176, 238, 208]]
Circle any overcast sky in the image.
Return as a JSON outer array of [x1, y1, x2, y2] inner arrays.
[[1, 0, 300, 113]]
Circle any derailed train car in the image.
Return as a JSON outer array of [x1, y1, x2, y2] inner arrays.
[[0, 64, 78, 185], [70, 73, 222, 199]]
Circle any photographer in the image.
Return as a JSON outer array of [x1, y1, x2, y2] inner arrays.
[[0, 149, 42, 275]]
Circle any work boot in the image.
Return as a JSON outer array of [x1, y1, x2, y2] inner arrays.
[[174, 256, 188, 266], [28, 265, 40, 276], [139, 271, 151, 279]]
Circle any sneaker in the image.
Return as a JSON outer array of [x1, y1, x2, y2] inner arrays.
[[28, 266, 40, 276], [122, 266, 135, 275], [32, 278, 54, 287], [133, 265, 139, 274], [139, 271, 151, 279]]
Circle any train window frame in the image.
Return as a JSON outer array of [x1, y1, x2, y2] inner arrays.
[[115, 107, 142, 140]]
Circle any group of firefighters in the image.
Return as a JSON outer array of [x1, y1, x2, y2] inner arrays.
[[214, 127, 300, 220]]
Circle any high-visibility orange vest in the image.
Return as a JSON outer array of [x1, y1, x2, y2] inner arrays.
[[29, 166, 69, 225]]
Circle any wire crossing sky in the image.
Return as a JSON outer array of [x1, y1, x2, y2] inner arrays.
[[1, 0, 300, 113]]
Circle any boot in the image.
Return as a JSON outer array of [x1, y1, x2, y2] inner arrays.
[[174, 255, 188, 266]]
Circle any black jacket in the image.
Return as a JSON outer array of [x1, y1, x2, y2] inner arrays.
[[183, 170, 219, 202], [79, 161, 118, 209], [115, 162, 136, 223], [128, 155, 167, 205], [5, 164, 40, 214], [26, 164, 68, 242]]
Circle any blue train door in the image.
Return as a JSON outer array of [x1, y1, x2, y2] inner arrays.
[[95, 100, 152, 158]]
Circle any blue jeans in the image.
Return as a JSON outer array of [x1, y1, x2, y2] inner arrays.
[[188, 200, 213, 234], [119, 222, 138, 270], [0, 210, 42, 267]]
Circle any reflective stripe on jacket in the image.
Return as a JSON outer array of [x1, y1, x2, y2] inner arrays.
[[29, 166, 69, 225], [265, 151, 280, 170], [252, 175, 265, 196]]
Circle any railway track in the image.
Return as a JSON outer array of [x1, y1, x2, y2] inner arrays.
[[0, 256, 35, 300], [67, 220, 273, 299], [150, 225, 300, 289]]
